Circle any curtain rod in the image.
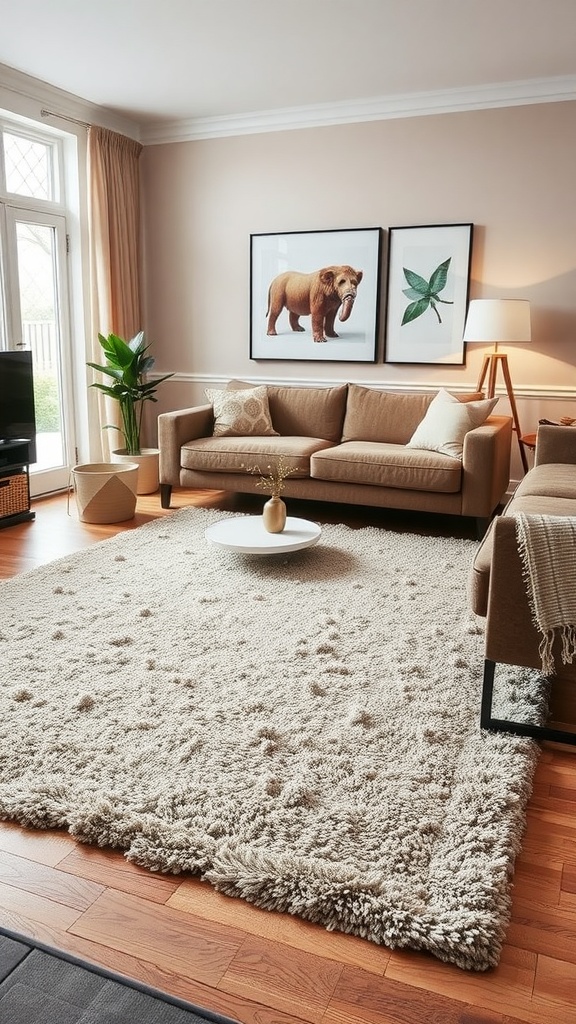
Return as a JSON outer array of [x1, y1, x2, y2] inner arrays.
[[41, 108, 91, 130]]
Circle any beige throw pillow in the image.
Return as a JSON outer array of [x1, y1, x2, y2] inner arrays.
[[406, 388, 498, 459], [205, 386, 279, 437]]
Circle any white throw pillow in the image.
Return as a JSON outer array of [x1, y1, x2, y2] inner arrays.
[[205, 385, 279, 437], [406, 389, 498, 459]]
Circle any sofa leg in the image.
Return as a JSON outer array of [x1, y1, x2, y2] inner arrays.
[[480, 658, 496, 729], [160, 484, 172, 509], [475, 516, 490, 540], [480, 657, 576, 745]]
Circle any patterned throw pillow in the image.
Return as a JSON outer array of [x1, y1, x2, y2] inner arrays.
[[205, 386, 279, 437]]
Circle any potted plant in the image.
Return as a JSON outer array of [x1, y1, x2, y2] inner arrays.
[[88, 331, 173, 494]]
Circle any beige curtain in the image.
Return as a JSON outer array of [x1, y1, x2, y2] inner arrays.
[[87, 126, 143, 458]]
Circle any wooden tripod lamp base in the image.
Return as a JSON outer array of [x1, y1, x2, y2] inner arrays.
[[476, 352, 529, 473], [464, 299, 532, 476]]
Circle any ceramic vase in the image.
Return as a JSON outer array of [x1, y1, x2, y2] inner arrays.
[[262, 495, 286, 533]]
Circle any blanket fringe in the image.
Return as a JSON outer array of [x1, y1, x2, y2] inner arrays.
[[539, 632, 555, 678], [561, 623, 576, 667], [539, 625, 576, 678]]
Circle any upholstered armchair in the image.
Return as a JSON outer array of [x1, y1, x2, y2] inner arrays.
[[471, 424, 576, 745]]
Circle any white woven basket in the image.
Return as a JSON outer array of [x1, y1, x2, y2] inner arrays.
[[70, 463, 139, 523]]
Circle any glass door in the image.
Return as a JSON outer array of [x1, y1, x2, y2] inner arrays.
[[3, 207, 75, 496]]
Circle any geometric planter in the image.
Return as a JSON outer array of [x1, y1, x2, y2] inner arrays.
[[71, 462, 139, 523], [111, 448, 160, 495]]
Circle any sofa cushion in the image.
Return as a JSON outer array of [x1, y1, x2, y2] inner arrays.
[[265, 384, 348, 442], [205, 386, 278, 437], [513, 463, 576, 500], [342, 386, 487, 446], [181, 435, 334, 476], [341, 385, 432, 445], [406, 389, 498, 459], [311, 441, 462, 492]]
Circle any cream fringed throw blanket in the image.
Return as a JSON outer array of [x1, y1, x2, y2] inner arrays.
[[514, 512, 576, 675]]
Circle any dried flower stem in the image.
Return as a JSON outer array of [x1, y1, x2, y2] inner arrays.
[[241, 455, 295, 498]]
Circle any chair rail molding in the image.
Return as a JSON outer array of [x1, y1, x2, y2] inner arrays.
[[151, 372, 575, 401]]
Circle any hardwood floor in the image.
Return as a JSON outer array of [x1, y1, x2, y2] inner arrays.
[[1, 490, 575, 1023]]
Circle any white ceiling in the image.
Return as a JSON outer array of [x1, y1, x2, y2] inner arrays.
[[0, 0, 575, 130]]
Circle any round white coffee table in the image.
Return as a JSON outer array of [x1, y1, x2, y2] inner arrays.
[[205, 516, 321, 554]]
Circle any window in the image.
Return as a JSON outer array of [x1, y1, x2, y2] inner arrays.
[[3, 130, 58, 202], [0, 118, 75, 496]]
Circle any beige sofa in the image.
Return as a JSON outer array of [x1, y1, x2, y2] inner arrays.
[[158, 382, 512, 534], [470, 424, 576, 743]]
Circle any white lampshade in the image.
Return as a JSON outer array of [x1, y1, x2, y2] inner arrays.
[[463, 299, 531, 344]]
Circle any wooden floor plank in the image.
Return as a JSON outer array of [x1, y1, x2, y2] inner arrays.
[[549, 784, 576, 801], [68, 887, 246, 987], [322, 964, 465, 1024], [511, 858, 562, 906], [382, 946, 564, 1024], [220, 935, 343, 1023], [520, 833, 576, 868], [0, 821, 77, 867], [0, 882, 83, 930], [506, 896, 576, 964], [533, 954, 576, 1008], [530, 794, 576, 816], [58, 844, 181, 903], [0, 848, 103, 911], [525, 806, 576, 835], [169, 875, 389, 976], [559, 889, 576, 914], [562, 865, 576, 895]]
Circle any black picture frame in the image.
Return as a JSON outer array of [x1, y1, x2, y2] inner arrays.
[[384, 223, 473, 365], [250, 227, 382, 362]]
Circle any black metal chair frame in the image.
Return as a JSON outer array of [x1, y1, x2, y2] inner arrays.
[[481, 658, 576, 746]]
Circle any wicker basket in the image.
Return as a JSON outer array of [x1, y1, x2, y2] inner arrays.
[[0, 472, 29, 519], [71, 463, 139, 523]]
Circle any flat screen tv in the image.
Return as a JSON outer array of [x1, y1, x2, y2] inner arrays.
[[0, 350, 37, 463]]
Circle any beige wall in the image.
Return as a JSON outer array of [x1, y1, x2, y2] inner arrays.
[[141, 100, 576, 477]]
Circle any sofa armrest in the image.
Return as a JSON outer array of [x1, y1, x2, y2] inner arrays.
[[460, 415, 513, 518], [158, 404, 213, 485], [535, 424, 576, 466], [483, 515, 541, 668]]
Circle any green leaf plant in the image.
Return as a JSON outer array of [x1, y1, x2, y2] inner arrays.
[[401, 257, 453, 326], [87, 331, 174, 456]]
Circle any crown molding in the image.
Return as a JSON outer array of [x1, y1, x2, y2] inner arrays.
[[140, 74, 576, 145], [0, 63, 141, 140], [2, 63, 574, 146]]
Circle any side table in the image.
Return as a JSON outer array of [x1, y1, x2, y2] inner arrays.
[[520, 432, 537, 452]]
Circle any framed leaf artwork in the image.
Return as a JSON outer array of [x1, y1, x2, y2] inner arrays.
[[384, 223, 473, 365]]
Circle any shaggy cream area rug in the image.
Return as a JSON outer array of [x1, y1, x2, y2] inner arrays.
[[0, 508, 541, 971]]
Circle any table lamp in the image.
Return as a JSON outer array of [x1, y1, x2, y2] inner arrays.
[[463, 298, 531, 472]]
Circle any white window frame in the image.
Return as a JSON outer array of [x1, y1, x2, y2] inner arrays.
[[1, 124, 61, 204], [0, 115, 82, 496]]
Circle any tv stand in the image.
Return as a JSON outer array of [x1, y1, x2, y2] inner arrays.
[[0, 439, 35, 528]]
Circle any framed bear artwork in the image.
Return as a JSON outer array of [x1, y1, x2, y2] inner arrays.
[[250, 227, 382, 362]]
